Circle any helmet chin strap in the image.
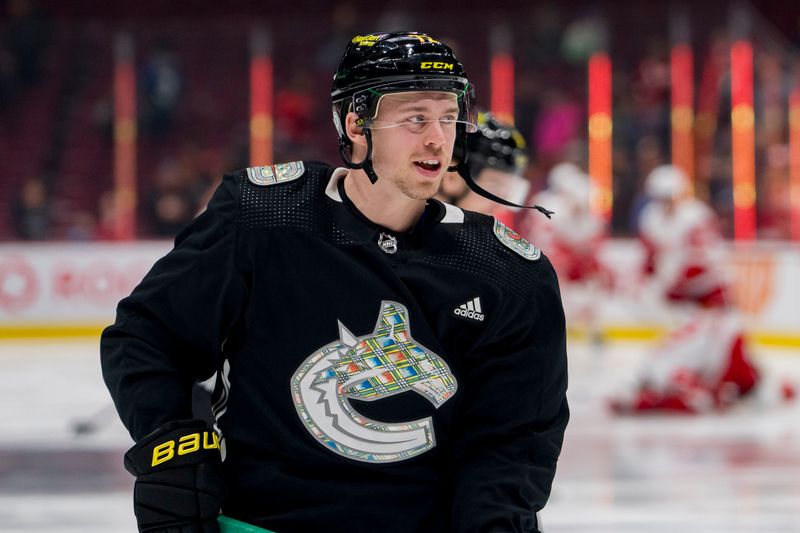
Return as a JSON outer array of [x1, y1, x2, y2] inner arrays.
[[450, 128, 554, 218], [338, 128, 380, 184], [455, 160, 553, 218]]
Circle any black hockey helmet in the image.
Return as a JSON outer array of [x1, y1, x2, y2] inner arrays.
[[464, 111, 529, 178], [331, 31, 477, 183], [331, 32, 552, 218]]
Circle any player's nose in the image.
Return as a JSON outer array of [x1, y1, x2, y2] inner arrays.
[[423, 119, 447, 148]]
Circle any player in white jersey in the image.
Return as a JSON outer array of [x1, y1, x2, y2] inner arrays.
[[520, 162, 609, 343], [611, 165, 760, 413]]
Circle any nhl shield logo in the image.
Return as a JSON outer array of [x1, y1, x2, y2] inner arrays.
[[493, 218, 541, 261]]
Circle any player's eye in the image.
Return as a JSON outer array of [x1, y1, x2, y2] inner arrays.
[[403, 115, 430, 132]]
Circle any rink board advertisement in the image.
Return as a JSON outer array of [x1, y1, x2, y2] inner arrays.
[[0, 242, 171, 335], [0, 240, 798, 344], [593, 240, 800, 344]]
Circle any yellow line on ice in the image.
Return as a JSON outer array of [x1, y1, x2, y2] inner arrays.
[[0, 325, 104, 339]]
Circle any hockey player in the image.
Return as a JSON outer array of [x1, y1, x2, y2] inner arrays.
[[522, 163, 607, 286], [610, 164, 760, 414], [519, 163, 609, 343], [437, 111, 531, 227], [102, 32, 568, 533]]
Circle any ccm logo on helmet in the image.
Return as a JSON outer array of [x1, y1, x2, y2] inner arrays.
[[420, 62, 454, 70], [453, 307, 484, 321]]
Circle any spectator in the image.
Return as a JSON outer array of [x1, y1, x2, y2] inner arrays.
[[6, 0, 49, 87], [94, 191, 118, 241], [314, 2, 359, 72], [0, 45, 18, 111], [140, 39, 183, 136], [560, 8, 608, 65], [274, 68, 317, 160], [64, 210, 97, 241], [146, 158, 196, 237], [532, 87, 583, 165], [11, 177, 51, 240]]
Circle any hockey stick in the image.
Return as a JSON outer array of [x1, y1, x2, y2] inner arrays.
[[70, 402, 119, 435], [72, 382, 216, 436], [218, 515, 275, 533]]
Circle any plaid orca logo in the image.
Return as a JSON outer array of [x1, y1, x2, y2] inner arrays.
[[291, 301, 457, 463]]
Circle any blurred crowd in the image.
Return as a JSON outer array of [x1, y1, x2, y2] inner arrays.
[[2, 0, 800, 241]]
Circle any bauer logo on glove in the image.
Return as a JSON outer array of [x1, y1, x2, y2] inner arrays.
[[151, 429, 220, 467]]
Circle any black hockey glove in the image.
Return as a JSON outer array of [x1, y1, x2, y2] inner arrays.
[[124, 419, 225, 532]]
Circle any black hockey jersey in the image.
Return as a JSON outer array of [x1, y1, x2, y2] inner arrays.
[[101, 161, 569, 533]]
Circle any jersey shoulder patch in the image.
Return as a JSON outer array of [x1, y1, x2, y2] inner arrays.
[[493, 218, 541, 261], [246, 161, 306, 186]]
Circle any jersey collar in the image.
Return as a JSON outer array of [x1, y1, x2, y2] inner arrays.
[[325, 167, 463, 256]]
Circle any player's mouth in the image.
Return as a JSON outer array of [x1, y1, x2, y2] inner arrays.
[[413, 159, 443, 177]]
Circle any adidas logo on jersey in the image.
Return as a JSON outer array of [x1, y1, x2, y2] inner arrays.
[[454, 297, 485, 322]]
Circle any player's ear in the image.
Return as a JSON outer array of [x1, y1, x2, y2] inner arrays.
[[345, 112, 367, 148]]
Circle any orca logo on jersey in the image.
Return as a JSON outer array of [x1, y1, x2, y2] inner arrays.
[[290, 301, 457, 463]]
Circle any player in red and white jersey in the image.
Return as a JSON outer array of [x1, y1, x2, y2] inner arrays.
[[611, 164, 761, 414], [529, 163, 607, 284], [520, 163, 610, 343], [638, 164, 726, 307]]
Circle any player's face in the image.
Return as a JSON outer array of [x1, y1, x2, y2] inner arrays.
[[368, 92, 459, 201]]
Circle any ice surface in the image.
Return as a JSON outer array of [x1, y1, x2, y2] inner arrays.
[[0, 337, 798, 532]]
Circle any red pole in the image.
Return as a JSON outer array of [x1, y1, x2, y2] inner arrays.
[[250, 28, 273, 167], [588, 52, 613, 220], [671, 43, 695, 188], [695, 42, 723, 200], [490, 54, 514, 125], [490, 25, 514, 125], [113, 32, 137, 241], [730, 40, 756, 240], [790, 86, 800, 241]]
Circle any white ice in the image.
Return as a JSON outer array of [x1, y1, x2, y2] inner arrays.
[[0, 337, 798, 532]]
